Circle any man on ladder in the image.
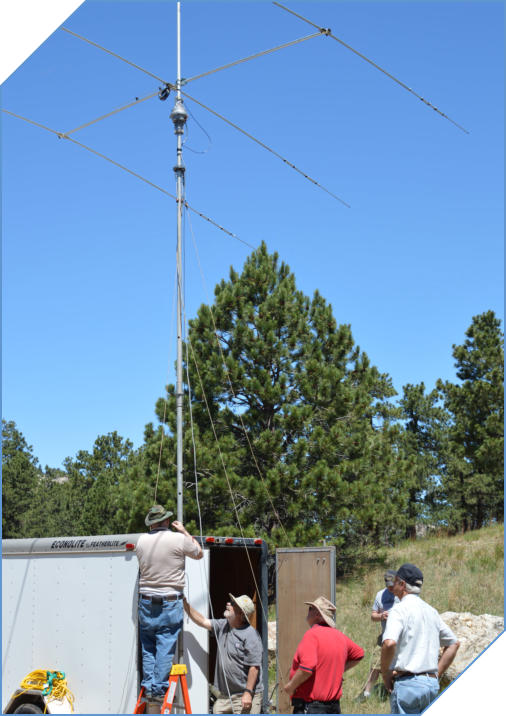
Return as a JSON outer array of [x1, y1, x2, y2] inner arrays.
[[136, 504, 203, 714]]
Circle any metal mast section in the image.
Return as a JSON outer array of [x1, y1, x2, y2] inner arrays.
[[170, 1, 188, 524]]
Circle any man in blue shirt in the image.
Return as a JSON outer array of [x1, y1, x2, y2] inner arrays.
[[359, 569, 399, 700]]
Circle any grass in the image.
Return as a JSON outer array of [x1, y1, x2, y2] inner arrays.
[[269, 523, 504, 714]]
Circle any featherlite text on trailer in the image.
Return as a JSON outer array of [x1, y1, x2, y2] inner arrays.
[[2, 534, 269, 714]]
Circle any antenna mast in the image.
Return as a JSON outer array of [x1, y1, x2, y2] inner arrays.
[[170, 1, 187, 524]]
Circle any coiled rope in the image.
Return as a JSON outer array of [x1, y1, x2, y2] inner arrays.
[[18, 670, 75, 713]]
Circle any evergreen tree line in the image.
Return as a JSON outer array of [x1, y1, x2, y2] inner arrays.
[[2, 245, 503, 571]]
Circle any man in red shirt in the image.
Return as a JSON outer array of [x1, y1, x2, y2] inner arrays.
[[283, 596, 364, 714]]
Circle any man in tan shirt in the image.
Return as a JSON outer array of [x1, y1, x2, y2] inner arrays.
[[136, 504, 202, 713]]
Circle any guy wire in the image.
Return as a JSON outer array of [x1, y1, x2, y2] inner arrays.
[[184, 320, 290, 689], [185, 206, 293, 549], [178, 257, 267, 707]]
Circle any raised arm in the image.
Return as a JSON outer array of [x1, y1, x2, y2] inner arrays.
[[172, 520, 203, 560], [183, 597, 212, 631]]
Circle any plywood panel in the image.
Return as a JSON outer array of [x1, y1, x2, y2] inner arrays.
[[276, 548, 335, 714]]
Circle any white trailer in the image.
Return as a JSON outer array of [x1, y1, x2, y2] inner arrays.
[[2, 534, 269, 714]]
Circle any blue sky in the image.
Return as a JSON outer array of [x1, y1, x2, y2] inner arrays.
[[2, 1, 504, 470]]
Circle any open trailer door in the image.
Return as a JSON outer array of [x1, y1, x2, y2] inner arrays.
[[275, 547, 336, 714]]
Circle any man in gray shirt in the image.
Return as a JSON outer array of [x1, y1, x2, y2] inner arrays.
[[184, 593, 263, 714]]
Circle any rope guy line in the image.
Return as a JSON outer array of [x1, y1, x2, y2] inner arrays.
[[179, 89, 351, 208], [180, 204, 242, 706], [63, 91, 159, 136], [186, 206, 293, 549], [61, 26, 167, 84], [183, 207, 293, 686], [273, 2, 469, 134], [1, 109, 250, 247], [184, 308, 286, 685], [183, 31, 323, 84]]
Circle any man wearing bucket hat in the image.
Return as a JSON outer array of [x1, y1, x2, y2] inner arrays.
[[359, 569, 399, 700], [136, 505, 203, 713], [381, 563, 460, 714], [284, 596, 364, 714], [183, 592, 264, 714]]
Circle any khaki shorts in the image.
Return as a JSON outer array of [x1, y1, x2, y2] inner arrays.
[[213, 692, 263, 714]]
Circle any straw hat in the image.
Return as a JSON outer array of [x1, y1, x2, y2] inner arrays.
[[304, 596, 337, 629], [229, 593, 255, 624]]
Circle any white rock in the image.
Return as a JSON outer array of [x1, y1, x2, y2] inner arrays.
[[439, 611, 504, 684], [268, 621, 277, 652]]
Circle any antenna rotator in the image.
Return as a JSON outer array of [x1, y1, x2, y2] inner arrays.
[[170, 98, 188, 135]]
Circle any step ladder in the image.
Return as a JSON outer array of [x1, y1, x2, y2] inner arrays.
[[161, 665, 191, 714], [134, 664, 192, 714]]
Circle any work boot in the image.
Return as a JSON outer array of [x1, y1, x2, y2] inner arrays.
[[146, 700, 161, 714]]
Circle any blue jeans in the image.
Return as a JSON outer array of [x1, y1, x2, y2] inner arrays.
[[390, 675, 440, 714], [138, 597, 183, 700]]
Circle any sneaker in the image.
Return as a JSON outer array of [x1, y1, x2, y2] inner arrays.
[[146, 700, 162, 714]]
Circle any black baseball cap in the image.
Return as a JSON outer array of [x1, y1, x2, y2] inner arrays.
[[396, 563, 423, 587]]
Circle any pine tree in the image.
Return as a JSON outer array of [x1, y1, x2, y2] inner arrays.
[[438, 311, 504, 531], [58, 432, 134, 535], [399, 383, 450, 535], [2, 420, 41, 538], [140, 243, 411, 567], [30, 467, 70, 537]]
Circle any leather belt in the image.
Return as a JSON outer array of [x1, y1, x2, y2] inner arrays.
[[394, 671, 438, 680], [140, 594, 183, 601]]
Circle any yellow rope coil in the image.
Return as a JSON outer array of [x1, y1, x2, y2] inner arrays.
[[19, 670, 75, 713]]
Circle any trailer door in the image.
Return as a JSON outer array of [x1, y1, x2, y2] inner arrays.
[[275, 547, 336, 714]]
